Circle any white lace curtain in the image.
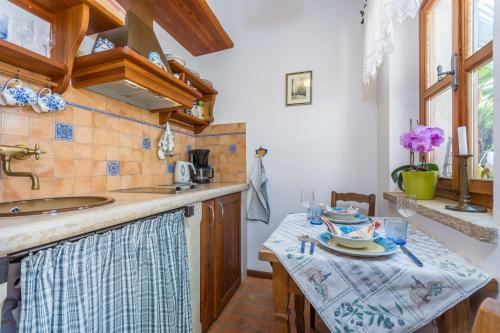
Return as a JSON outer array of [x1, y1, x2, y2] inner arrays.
[[363, 0, 422, 84]]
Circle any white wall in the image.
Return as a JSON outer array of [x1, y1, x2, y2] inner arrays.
[[197, 0, 379, 271]]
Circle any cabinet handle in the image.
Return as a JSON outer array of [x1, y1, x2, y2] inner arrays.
[[208, 205, 215, 227], [218, 201, 224, 222]]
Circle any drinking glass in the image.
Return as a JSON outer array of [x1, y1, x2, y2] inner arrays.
[[300, 190, 315, 211], [384, 218, 408, 245], [397, 194, 417, 219]]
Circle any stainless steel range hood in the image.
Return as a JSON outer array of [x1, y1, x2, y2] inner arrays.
[[72, 0, 200, 111]]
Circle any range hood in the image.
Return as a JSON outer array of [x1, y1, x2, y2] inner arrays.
[[72, 0, 201, 111]]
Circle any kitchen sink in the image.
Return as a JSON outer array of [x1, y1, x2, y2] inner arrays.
[[0, 196, 115, 217]]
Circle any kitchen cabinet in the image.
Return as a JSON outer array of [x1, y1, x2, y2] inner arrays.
[[200, 192, 241, 332]]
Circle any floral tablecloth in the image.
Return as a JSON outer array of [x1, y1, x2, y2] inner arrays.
[[264, 214, 491, 333]]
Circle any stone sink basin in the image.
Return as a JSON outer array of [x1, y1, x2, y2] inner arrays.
[[0, 196, 115, 217]]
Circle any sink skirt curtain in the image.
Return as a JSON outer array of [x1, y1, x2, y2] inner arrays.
[[19, 210, 192, 333]]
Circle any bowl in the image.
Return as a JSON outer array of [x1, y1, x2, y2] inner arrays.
[[325, 207, 359, 220], [330, 226, 380, 249]]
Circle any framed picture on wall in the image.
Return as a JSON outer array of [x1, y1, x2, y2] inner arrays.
[[286, 71, 312, 106]]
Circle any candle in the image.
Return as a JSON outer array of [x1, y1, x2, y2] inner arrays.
[[457, 126, 468, 155]]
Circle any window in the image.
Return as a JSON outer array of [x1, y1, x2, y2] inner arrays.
[[420, 0, 494, 208]]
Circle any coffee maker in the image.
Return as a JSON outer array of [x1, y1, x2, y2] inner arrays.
[[189, 149, 214, 184]]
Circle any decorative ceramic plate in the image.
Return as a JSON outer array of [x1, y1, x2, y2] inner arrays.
[[323, 214, 370, 224], [317, 232, 398, 257]]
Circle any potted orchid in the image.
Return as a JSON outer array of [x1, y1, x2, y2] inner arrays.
[[391, 125, 445, 199]]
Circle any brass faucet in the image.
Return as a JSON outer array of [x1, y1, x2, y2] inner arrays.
[[0, 144, 46, 190]]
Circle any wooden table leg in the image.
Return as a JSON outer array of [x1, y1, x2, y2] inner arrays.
[[294, 293, 305, 333], [272, 262, 290, 333], [437, 299, 470, 333]]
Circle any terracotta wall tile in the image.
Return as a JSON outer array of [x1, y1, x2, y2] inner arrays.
[[74, 109, 93, 127], [74, 160, 93, 177], [55, 141, 74, 159], [92, 176, 107, 192], [1, 83, 247, 201], [32, 159, 54, 178], [2, 113, 30, 136], [2, 179, 32, 201], [92, 145, 107, 160], [75, 127, 93, 144], [54, 160, 75, 178], [55, 106, 74, 124], [93, 128, 107, 144], [75, 177, 92, 193], [75, 143, 92, 159], [55, 178, 74, 196], [30, 118, 54, 138]]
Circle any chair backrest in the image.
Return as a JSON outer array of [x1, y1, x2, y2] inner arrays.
[[471, 298, 500, 333], [331, 192, 376, 217]]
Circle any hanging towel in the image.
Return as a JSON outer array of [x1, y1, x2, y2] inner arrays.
[[247, 157, 270, 223]]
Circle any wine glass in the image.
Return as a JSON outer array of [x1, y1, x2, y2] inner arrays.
[[300, 190, 315, 211], [36, 25, 55, 57], [397, 194, 417, 219]]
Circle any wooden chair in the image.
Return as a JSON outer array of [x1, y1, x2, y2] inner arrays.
[[331, 191, 376, 216], [471, 298, 500, 333], [310, 191, 376, 329]]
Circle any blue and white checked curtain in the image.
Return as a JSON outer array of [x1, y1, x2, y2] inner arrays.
[[19, 210, 192, 333]]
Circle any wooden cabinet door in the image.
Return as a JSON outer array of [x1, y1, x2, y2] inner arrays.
[[200, 199, 216, 332], [214, 192, 241, 316]]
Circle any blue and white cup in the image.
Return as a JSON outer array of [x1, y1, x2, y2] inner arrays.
[[32, 87, 66, 113], [0, 78, 37, 107], [92, 37, 115, 53], [148, 51, 167, 70]]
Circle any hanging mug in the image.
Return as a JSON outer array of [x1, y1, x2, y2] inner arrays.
[[0, 78, 37, 107], [32, 87, 66, 113]]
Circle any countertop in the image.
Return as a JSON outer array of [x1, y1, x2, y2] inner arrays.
[[0, 183, 248, 256]]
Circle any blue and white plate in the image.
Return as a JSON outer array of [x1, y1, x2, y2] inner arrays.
[[323, 213, 370, 224], [317, 231, 398, 257]]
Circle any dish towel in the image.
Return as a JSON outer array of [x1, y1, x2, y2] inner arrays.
[[247, 157, 270, 223]]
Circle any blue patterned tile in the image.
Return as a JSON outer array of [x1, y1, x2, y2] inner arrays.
[[55, 122, 73, 141], [167, 163, 175, 173], [142, 137, 151, 150], [107, 161, 120, 176], [228, 144, 237, 155]]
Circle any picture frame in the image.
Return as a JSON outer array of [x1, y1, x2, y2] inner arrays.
[[286, 71, 312, 106]]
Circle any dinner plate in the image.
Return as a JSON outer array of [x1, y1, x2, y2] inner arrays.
[[323, 213, 370, 224], [317, 232, 398, 257]]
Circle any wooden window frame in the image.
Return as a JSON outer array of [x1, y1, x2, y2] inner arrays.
[[419, 0, 494, 208]]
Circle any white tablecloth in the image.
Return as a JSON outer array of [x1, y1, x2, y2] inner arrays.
[[264, 214, 491, 333]]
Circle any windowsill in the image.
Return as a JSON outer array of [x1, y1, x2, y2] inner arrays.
[[383, 192, 497, 243]]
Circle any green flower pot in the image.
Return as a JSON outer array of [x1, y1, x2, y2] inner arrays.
[[402, 171, 439, 200]]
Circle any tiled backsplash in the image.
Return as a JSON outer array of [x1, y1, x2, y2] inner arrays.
[[0, 80, 246, 201]]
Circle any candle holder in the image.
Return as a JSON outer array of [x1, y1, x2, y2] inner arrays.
[[445, 155, 487, 213]]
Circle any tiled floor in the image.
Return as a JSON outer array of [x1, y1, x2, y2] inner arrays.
[[208, 277, 330, 333]]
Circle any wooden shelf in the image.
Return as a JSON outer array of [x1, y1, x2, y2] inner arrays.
[[158, 109, 210, 134], [168, 60, 218, 95], [10, 0, 125, 34], [154, 0, 233, 56], [0, 40, 67, 78]]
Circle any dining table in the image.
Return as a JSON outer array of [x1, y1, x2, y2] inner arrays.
[[258, 213, 498, 333]]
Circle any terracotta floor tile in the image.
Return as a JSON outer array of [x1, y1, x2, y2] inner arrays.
[[208, 277, 330, 333]]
